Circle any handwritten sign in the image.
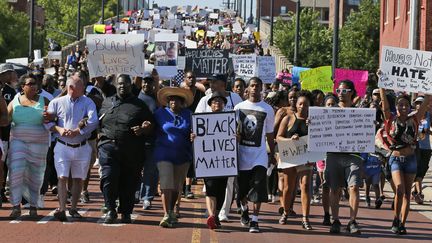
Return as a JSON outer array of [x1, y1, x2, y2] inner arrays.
[[277, 136, 325, 169], [185, 49, 230, 77], [140, 20, 152, 29], [334, 68, 369, 97], [292, 66, 310, 85], [308, 107, 376, 153], [86, 34, 145, 78], [379, 46, 432, 94], [232, 54, 256, 78], [300, 66, 333, 92], [47, 51, 62, 60], [257, 56, 276, 84], [209, 13, 219, 19], [192, 112, 238, 178]]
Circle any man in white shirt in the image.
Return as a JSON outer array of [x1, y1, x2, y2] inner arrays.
[[234, 77, 276, 233]]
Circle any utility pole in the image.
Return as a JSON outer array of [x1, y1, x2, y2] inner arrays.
[[101, 0, 105, 24], [29, 0, 35, 61], [294, 0, 300, 65], [332, 0, 340, 78], [248, 0, 253, 24], [257, 0, 261, 32], [117, 0, 120, 22], [243, 0, 246, 22], [227, 0, 230, 9], [270, 0, 274, 45], [77, 0, 81, 41]]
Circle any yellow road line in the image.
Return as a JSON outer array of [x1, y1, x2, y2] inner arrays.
[[191, 183, 202, 243]]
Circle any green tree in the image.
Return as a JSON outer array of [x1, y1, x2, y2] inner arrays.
[[339, 0, 380, 72], [274, 8, 332, 68], [38, 0, 121, 47]]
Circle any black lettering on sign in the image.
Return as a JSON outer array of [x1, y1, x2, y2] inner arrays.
[[186, 49, 231, 77]]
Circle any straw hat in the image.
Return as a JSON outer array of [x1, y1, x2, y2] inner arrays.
[[158, 87, 194, 107]]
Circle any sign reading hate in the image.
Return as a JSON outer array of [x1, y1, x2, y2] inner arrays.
[[192, 112, 238, 178], [308, 107, 376, 153], [277, 136, 325, 169], [379, 46, 432, 94], [185, 49, 230, 77], [86, 34, 145, 78]]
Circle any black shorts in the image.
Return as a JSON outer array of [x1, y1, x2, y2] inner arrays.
[[187, 161, 195, 178], [238, 165, 268, 203], [416, 148, 432, 179]]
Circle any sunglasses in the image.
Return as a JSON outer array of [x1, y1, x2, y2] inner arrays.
[[24, 82, 37, 87], [186, 76, 195, 79], [336, 88, 351, 94]]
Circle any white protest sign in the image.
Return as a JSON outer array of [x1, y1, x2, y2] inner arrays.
[[47, 51, 62, 60], [210, 25, 222, 33], [119, 23, 129, 33], [379, 46, 432, 94], [184, 26, 192, 36], [233, 22, 243, 34], [192, 112, 238, 178], [6, 57, 28, 65], [277, 137, 325, 169], [153, 13, 160, 19], [257, 56, 276, 84], [209, 13, 219, 19], [143, 10, 150, 19], [308, 107, 376, 153], [86, 34, 145, 78], [207, 31, 216, 37], [154, 33, 178, 78], [177, 56, 186, 70], [153, 19, 161, 28], [185, 39, 198, 49], [232, 54, 256, 77], [140, 20, 153, 29]]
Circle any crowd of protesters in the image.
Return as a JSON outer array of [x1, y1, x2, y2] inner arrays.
[[0, 5, 430, 237]]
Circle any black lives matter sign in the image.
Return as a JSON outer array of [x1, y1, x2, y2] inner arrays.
[[185, 49, 230, 78], [191, 111, 238, 178]]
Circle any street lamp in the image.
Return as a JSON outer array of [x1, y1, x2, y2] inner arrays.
[[77, 0, 81, 41], [101, 0, 105, 24], [294, 0, 300, 66], [270, 0, 274, 46], [332, 0, 340, 78], [117, 0, 120, 22], [29, 0, 35, 61]]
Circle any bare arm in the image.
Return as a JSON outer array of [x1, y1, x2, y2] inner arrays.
[[276, 115, 290, 141], [416, 95, 431, 121], [379, 88, 391, 120], [0, 96, 8, 126]]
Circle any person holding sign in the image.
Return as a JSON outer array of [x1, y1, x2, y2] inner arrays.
[[154, 87, 193, 228], [235, 77, 276, 233], [324, 80, 363, 234], [191, 91, 231, 230], [379, 86, 430, 235], [276, 90, 314, 230]]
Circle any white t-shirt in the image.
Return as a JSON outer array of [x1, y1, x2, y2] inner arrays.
[[195, 91, 243, 113], [234, 100, 275, 171]]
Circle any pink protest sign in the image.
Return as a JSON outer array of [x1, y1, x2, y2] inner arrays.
[[334, 68, 369, 97]]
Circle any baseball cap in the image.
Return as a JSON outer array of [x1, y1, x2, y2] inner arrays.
[[372, 89, 380, 95], [414, 96, 424, 103], [0, 63, 15, 75]]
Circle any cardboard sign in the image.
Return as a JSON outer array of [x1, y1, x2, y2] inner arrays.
[[140, 20, 153, 29], [154, 33, 178, 78], [292, 66, 310, 85], [379, 46, 432, 94], [277, 136, 325, 169], [334, 68, 369, 97], [185, 49, 230, 77], [257, 56, 276, 84], [232, 54, 256, 78], [308, 107, 376, 153], [185, 39, 197, 49], [5, 57, 28, 65], [209, 13, 219, 19], [300, 66, 333, 92], [192, 112, 238, 178], [86, 34, 145, 78], [47, 51, 62, 60], [119, 23, 129, 33], [233, 22, 243, 34]]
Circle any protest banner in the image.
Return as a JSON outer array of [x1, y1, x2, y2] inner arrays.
[[292, 66, 310, 85], [119, 23, 129, 33], [233, 22, 243, 34], [232, 54, 256, 78], [209, 13, 219, 19], [5, 57, 28, 65], [154, 33, 178, 78], [257, 56, 276, 84], [300, 66, 333, 92], [308, 107, 376, 153], [192, 112, 238, 178], [140, 20, 152, 29], [277, 136, 325, 169], [86, 34, 145, 78], [185, 49, 230, 77], [185, 39, 197, 49], [334, 68, 368, 97], [184, 26, 192, 36], [47, 51, 62, 60], [379, 46, 432, 94]]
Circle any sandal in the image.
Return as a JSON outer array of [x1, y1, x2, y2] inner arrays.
[[302, 220, 313, 230], [279, 213, 288, 225]]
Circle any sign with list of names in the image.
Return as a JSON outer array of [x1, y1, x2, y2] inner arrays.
[[192, 112, 238, 178], [379, 46, 432, 94], [308, 107, 376, 153]]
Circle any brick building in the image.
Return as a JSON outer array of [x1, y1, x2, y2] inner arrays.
[[380, 0, 432, 51], [7, 0, 45, 26], [329, 0, 361, 28]]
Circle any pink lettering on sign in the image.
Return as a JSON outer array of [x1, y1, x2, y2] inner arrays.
[[334, 68, 369, 97]]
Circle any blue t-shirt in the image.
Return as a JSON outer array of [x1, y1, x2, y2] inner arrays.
[[418, 112, 431, 150], [361, 153, 382, 176], [153, 107, 192, 164]]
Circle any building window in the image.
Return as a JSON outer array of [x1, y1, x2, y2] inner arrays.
[[396, 0, 401, 18], [384, 0, 389, 24], [323, 9, 329, 21], [348, 0, 361, 5], [281, 6, 287, 14]]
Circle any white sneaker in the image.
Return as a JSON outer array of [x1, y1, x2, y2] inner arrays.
[[143, 200, 151, 210], [219, 215, 229, 222], [23, 203, 30, 209], [38, 195, 45, 209]]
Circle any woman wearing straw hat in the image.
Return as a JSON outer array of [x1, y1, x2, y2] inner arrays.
[[154, 87, 194, 228]]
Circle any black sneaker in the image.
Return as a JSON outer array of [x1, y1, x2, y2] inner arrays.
[[121, 213, 132, 224], [323, 213, 331, 226], [186, 191, 195, 199], [249, 221, 259, 233], [330, 219, 341, 234], [391, 218, 400, 234], [240, 209, 250, 226], [366, 196, 371, 207], [398, 223, 407, 235], [104, 210, 118, 224], [54, 210, 68, 222], [375, 197, 383, 209], [346, 220, 361, 234]]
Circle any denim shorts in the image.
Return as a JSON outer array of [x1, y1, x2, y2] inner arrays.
[[389, 154, 417, 174]]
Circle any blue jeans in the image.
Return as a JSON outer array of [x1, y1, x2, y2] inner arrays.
[[389, 154, 417, 174], [140, 145, 158, 201]]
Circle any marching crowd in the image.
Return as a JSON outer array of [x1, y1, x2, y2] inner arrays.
[[0, 5, 430, 237]]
